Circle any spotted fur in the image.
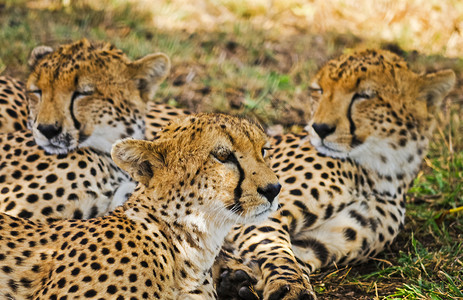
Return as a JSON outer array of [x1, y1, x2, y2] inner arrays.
[[0, 130, 130, 221], [0, 76, 28, 133], [0, 113, 280, 299], [216, 50, 456, 299]]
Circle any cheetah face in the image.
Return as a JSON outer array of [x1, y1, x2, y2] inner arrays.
[[306, 50, 455, 162], [206, 137, 281, 224], [26, 39, 169, 155], [112, 114, 281, 225]]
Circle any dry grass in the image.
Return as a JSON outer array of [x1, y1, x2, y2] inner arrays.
[[23, 0, 463, 56], [129, 0, 463, 57]]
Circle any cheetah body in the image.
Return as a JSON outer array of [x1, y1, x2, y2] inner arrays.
[[0, 130, 130, 221]]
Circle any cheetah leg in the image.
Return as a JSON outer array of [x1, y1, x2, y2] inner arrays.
[[181, 271, 217, 300], [291, 201, 404, 273], [222, 212, 317, 300], [219, 198, 403, 300]]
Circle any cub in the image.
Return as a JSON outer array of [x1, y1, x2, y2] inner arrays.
[[0, 113, 280, 299]]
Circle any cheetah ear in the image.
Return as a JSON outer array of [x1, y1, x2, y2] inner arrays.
[[111, 139, 166, 186], [418, 69, 456, 112], [131, 53, 170, 102], [28, 45, 54, 68]]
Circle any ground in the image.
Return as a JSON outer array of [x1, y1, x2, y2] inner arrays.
[[0, 1, 462, 299]]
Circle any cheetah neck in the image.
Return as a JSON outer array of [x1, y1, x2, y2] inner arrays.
[[348, 135, 429, 197], [122, 186, 234, 291]]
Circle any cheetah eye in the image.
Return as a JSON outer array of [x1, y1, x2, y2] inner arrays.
[[261, 147, 272, 158], [71, 90, 94, 102], [212, 148, 232, 163], [309, 87, 323, 94], [27, 89, 42, 98], [309, 84, 323, 102], [352, 91, 375, 101]]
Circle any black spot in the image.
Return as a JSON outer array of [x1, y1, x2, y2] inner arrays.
[[41, 206, 53, 216], [98, 274, 108, 282], [129, 273, 137, 282], [107, 285, 118, 294], [310, 188, 319, 200], [46, 174, 58, 183], [18, 209, 33, 218], [73, 210, 83, 219], [26, 154, 40, 162], [284, 177, 296, 184], [292, 238, 329, 265], [37, 163, 49, 170], [324, 204, 334, 219], [84, 290, 97, 298], [57, 278, 66, 288], [68, 285, 79, 293], [289, 189, 302, 196], [56, 188, 65, 197], [344, 228, 357, 241]]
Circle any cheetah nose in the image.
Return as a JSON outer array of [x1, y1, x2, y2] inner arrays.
[[312, 123, 336, 139], [258, 183, 282, 204], [37, 124, 62, 140]]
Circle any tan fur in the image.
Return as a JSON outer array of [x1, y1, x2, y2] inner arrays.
[[0, 113, 280, 299]]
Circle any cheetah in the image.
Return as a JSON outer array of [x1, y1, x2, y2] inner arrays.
[[0, 113, 281, 299], [216, 50, 456, 299], [0, 39, 178, 221]]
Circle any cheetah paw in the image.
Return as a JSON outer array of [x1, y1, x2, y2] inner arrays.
[[217, 269, 260, 300], [265, 280, 316, 300]]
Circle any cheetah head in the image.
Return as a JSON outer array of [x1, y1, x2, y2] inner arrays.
[[307, 49, 455, 173], [112, 113, 281, 224], [26, 39, 169, 155]]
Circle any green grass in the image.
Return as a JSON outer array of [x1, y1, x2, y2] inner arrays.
[[0, 1, 462, 298]]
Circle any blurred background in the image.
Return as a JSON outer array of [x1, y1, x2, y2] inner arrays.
[[0, 0, 462, 299]]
